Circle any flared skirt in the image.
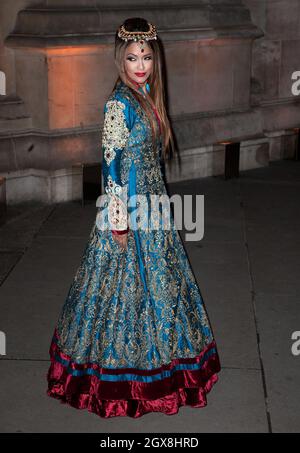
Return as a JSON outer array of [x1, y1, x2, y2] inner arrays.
[[46, 212, 221, 418]]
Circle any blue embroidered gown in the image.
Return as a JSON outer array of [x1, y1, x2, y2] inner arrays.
[[46, 79, 221, 418]]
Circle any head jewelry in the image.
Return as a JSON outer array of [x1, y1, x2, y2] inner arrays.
[[117, 22, 157, 52]]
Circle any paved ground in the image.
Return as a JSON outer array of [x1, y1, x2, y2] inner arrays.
[[0, 159, 299, 433]]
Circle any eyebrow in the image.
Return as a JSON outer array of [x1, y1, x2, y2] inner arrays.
[[127, 53, 152, 57]]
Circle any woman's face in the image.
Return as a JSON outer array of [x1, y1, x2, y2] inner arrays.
[[124, 41, 153, 85]]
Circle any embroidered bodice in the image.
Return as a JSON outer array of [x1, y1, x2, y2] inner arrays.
[[101, 79, 166, 233]]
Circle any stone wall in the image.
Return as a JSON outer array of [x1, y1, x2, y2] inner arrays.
[[0, 0, 299, 203]]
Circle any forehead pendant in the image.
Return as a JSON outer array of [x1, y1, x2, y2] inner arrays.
[[139, 40, 145, 53]]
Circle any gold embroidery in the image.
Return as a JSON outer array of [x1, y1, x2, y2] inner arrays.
[[102, 99, 130, 230], [105, 176, 128, 230], [105, 174, 123, 196], [54, 82, 215, 369], [102, 99, 130, 166], [107, 193, 128, 230]]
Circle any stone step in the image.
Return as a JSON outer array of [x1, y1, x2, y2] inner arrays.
[[0, 95, 32, 131], [0, 95, 30, 118], [0, 117, 33, 131]]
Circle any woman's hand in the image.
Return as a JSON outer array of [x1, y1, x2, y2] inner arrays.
[[112, 232, 128, 250]]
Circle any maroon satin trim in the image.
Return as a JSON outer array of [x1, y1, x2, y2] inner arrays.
[[46, 328, 221, 418], [111, 227, 129, 235]]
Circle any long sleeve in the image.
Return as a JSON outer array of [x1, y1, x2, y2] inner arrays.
[[101, 98, 131, 234]]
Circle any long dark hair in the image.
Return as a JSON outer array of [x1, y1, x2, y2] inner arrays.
[[113, 17, 175, 161]]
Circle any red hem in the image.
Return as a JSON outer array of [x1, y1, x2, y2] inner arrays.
[[46, 329, 221, 418]]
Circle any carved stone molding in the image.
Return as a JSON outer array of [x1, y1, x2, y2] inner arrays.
[[5, 0, 263, 49]]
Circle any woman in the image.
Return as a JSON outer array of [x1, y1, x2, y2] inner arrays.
[[46, 17, 221, 419]]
